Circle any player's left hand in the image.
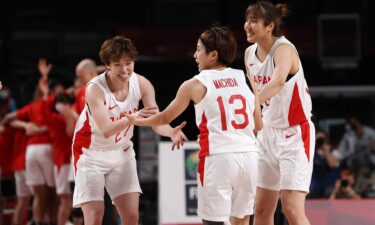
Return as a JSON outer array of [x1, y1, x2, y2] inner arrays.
[[171, 121, 188, 150], [137, 107, 159, 118]]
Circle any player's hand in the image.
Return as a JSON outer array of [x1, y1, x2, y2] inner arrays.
[[0, 81, 2, 90], [38, 58, 52, 79], [137, 107, 159, 118], [25, 123, 47, 136], [171, 121, 188, 150], [124, 113, 143, 126]]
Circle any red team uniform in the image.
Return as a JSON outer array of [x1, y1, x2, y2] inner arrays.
[[16, 98, 55, 188], [42, 99, 72, 195], [11, 129, 31, 197]]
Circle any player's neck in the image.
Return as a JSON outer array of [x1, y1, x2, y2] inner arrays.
[[257, 36, 278, 54], [105, 71, 128, 93], [208, 63, 226, 71]]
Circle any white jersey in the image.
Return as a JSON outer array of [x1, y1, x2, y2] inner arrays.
[[194, 68, 259, 158], [72, 72, 141, 153], [246, 36, 312, 128]]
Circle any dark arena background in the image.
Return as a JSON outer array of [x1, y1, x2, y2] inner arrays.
[[1, 0, 375, 225]]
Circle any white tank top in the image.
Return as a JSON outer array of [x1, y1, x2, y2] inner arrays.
[[194, 68, 259, 158], [72, 72, 141, 151], [246, 36, 312, 128]]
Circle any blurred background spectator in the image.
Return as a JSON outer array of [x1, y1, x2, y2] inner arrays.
[[310, 131, 340, 198], [330, 168, 361, 199]]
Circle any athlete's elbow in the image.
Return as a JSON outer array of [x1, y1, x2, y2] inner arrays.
[[102, 132, 111, 139], [275, 77, 285, 87]]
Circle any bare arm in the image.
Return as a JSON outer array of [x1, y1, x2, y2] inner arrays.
[[139, 75, 188, 135], [245, 47, 263, 131], [10, 120, 47, 136], [259, 44, 295, 104], [130, 78, 198, 127], [136, 75, 189, 149], [321, 143, 340, 168], [85, 83, 129, 138], [1, 112, 18, 126], [59, 104, 79, 137]]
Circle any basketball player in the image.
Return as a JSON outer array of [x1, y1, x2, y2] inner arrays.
[[1, 84, 57, 225], [244, 2, 315, 225], [72, 35, 187, 225], [126, 26, 262, 225], [74, 58, 99, 114]]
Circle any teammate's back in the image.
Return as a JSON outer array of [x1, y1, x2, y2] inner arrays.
[[194, 67, 258, 157]]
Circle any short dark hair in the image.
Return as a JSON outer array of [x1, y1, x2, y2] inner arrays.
[[99, 35, 138, 65], [55, 92, 75, 105], [199, 26, 237, 66]]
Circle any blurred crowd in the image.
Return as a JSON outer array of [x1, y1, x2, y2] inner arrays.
[[310, 116, 375, 199], [1, 58, 375, 225], [0, 58, 104, 225]]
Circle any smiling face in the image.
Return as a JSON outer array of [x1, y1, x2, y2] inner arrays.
[[107, 55, 134, 83], [244, 15, 274, 44]]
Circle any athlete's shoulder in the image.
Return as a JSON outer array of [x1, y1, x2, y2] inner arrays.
[[245, 43, 257, 54], [135, 73, 152, 88]]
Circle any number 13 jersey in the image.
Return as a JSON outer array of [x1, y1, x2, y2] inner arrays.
[[194, 68, 259, 158]]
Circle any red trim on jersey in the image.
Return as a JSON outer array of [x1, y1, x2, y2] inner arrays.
[[198, 156, 206, 186], [198, 112, 209, 158], [72, 111, 92, 173], [300, 121, 311, 161], [288, 83, 307, 126]]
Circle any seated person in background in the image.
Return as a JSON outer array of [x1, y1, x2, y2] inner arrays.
[[332, 116, 375, 194], [330, 168, 361, 199], [310, 131, 340, 198]]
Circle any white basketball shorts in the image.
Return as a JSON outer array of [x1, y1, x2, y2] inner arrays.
[[197, 151, 259, 221], [257, 120, 315, 192], [25, 144, 55, 187], [73, 148, 142, 208], [54, 164, 71, 195], [14, 171, 32, 197]]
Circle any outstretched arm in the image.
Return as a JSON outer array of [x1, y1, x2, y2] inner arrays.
[[138, 75, 190, 149], [134, 77, 194, 127]]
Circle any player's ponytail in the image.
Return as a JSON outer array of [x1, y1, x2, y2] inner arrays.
[[275, 3, 288, 19]]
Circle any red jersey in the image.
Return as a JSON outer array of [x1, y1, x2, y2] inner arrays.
[[0, 125, 14, 177], [73, 87, 86, 114], [11, 128, 28, 172], [41, 99, 72, 170], [16, 97, 53, 145]]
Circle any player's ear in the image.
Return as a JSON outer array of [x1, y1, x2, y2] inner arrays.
[[210, 50, 219, 62], [267, 21, 275, 33]]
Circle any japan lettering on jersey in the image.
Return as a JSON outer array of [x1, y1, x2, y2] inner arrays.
[[194, 68, 259, 158], [72, 72, 141, 153], [246, 36, 312, 128]]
